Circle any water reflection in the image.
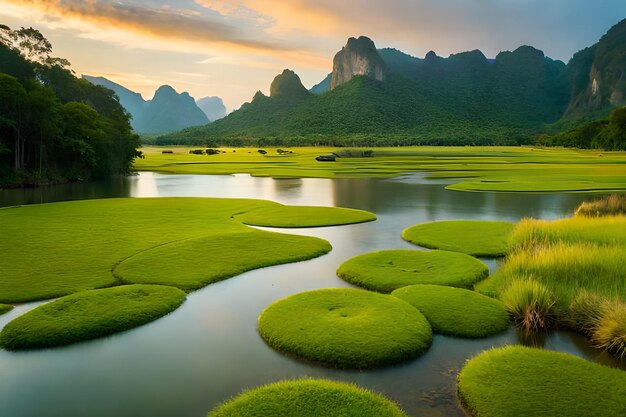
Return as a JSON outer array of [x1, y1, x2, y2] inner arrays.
[[0, 172, 615, 417]]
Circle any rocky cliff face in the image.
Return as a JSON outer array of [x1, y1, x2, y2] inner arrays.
[[270, 69, 311, 99], [329, 36, 389, 90], [566, 18, 626, 116], [196, 96, 227, 121]]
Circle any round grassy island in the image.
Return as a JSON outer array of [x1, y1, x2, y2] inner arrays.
[[235, 205, 376, 228], [458, 346, 626, 417], [402, 220, 515, 257], [337, 249, 489, 293], [0, 285, 186, 350], [208, 379, 408, 417], [392, 285, 510, 338], [0, 304, 12, 315], [258, 288, 432, 369]]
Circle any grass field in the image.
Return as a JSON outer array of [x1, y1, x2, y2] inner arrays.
[[135, 146, 626, 193], [0, 285, 186, 350], [234, 205, 376, 228], [392, 285, 510, 338], [0, 198, 373, 303], [0, 304, 12, 315], [207, 379, 408, 417], [257, 288, 432, 369], [402, 220, 515, 257], [458, 346, 626, 417], [336, 249, 489, 293]]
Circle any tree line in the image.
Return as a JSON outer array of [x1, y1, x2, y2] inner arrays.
[[0, 25, 139, 186]]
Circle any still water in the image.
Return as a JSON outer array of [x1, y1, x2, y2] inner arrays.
[[0, 172, 620, 417]]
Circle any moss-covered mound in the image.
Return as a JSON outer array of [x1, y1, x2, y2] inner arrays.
[[392, 285, 509, 338], [235, 205, 376, 228], [402, 220, 514, 257], [0, 285, 186, 350], [115, 230, 331, 291], [258, 288, 432, 369], [337, 249, 489, 293], [458, 346, 626, 417], [208, 379, 408, 417], [0, 304, 12, 315]]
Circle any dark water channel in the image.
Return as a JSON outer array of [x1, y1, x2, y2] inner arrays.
[[0, 172, 621, 417]]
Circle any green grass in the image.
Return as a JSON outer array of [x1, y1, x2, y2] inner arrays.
[[391, 285, 510, 338], [135, 146, 626, 193], [0, 198, 369, 303], [0, 304, 12, 315], [576, 194, 626, 217], [257, 288, 432, 369], [0, 285, 186, 350], [207, 379, 408, 417], [115, 230, 331, 291], [235, 205, 376, 228], [458, 346, 626, 417], [336, 249, 489, 293], [500, 278, 556, 331], [402, 220, 515, 257]]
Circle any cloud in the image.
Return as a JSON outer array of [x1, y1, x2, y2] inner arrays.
[[2, 0, 294, 53]]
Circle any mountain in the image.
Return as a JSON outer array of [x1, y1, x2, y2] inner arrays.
[[330, 36, 390, 90], [270, 69, 312, 99], [156, 20, 625, 146], [196, 96, 227, 121], [310, 73, 331, 94], [82, 76, 210, 134], [565, 18, 626, 118]]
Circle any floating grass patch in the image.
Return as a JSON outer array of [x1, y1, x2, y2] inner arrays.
[[0, 304, 12, 315], [337, 250, 489, 293], [0, 198, 363, 303], [458, 346, 626, 417], [391, 285, 509, 338], [402, 220, 515, 257], [258, 288, 432, 369], [500, 278, 556, 331], [235, 205, 376, 228], [207, 379, 408, 417], [0, 285, 186, 350], [576, 194, 626, 217], [115, 230, 331, 291]]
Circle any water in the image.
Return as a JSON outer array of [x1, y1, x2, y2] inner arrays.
[[0, 172, 620, 417]]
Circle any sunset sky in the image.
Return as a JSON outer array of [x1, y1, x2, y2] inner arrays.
[[1, 1, 625, 111]]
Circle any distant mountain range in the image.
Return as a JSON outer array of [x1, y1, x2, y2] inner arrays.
[[157, 18, 625, 146], [82, 76, 226, 134]]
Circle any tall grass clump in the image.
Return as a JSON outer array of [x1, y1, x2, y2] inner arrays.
[[591, 301, 626, 360], [509, 216, 626, 251], [575, 194, 626, 217], [500, 278, 556, 331]]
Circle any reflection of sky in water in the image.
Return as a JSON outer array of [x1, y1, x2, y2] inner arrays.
[[0, 172, 618, 417]]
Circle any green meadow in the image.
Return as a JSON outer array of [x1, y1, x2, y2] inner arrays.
[[208, 379, 408, 417], [458, 346, 626, 417], [135, 146, 626, 193]]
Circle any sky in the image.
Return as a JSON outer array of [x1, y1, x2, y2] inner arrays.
[[1, 1, 625, 111]]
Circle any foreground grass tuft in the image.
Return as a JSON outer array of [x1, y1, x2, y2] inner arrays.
[[207, 379, 408, 417], [391, 285, 509, 338], [258, 288, 432, 369], [235, 205, 376, 228], [0, 285, 186, 350], [500, 278, 556, 331], [458, 346, 626, 417], [591, 301, 626, 360], [336, 249, 488, 293], [576, 194, 626, 217], [402, 220, 515, 257]]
